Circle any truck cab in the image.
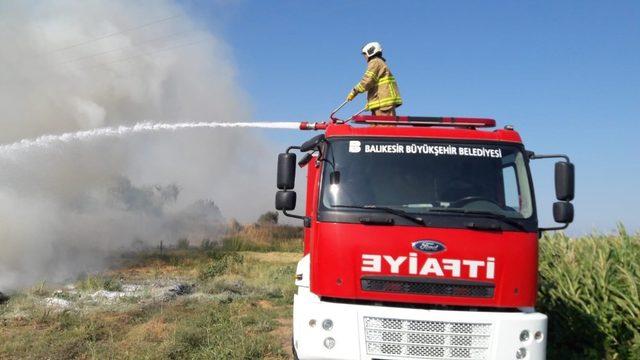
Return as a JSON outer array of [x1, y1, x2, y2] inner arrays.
[[275, 116, 575, 360]]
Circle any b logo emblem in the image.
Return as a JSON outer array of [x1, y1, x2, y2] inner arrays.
[[349, 140, 361, 153]]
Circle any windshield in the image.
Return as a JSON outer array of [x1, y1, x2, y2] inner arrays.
[[320, 139, 534, 220]]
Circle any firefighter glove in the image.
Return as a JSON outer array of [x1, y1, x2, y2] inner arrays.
[[347, 90, 356, 101]]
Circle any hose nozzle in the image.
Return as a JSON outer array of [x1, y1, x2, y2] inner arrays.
[[299, 122, 327, 131]]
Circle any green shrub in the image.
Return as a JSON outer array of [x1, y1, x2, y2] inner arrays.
[[76, 275, 122, 292], [199, 252, 245, 281], [539, 225, 640, 359], [257, 211, 279, 225], [176, 238, 190, 250]]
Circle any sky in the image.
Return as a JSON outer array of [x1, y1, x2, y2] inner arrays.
[[186, 1, 636, 234]]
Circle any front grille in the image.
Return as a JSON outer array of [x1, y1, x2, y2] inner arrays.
[[364, 316, 492, 359], [361, 277, 494, 298]]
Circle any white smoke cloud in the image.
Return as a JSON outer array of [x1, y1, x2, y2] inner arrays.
[[0, 1, 281, 290]]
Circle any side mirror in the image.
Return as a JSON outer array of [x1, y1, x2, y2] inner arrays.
[[553, 201, 574, 223], [275, 191, 296, 211], [298, 153, 313, 167], [300, 134, 325, 152], [530, 153, 575, 232], [277, 153, 296, 190], [555, 162, 575, 201]]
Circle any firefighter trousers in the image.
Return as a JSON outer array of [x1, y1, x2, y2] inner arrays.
[[371, 107, 396, 116]]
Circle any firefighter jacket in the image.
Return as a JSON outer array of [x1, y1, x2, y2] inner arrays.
[[353, 57, 402, 111]]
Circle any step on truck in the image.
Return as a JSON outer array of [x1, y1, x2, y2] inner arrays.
[[275, 115, 575, 360]]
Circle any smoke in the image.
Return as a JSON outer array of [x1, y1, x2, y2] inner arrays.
[[0, 1, 279, 289]]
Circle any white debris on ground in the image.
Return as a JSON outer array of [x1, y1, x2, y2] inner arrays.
[[26, 281, 198, 313], [91, 290, 127, 302], [44, 297, 72, 309], [1, 278, 249, 324], [122, 284, 142, 293]]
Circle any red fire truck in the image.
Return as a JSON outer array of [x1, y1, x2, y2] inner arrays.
[[275, 115, 575, 360]]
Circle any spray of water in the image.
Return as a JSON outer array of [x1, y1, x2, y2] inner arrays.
[[0, 121, 300, 156]]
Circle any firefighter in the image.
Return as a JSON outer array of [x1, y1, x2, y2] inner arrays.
[[346, 42, 402, 116]]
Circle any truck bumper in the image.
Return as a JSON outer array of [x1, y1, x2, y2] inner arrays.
[[293, 288, 547, 360]]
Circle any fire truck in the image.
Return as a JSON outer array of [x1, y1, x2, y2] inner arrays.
[[275, 114, 575, 360]]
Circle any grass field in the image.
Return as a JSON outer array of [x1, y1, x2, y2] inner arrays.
[[0, 222, 303, 360], [1, 224, 638, 359]]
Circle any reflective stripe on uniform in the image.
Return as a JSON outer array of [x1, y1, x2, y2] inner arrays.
[[376, 76, 396, 85], [365, 70, 378, 80], [366, 96, 403, 110], [355, 84, 366, 93], [388, 78, 398, 98], [366, 75, 401, 109]]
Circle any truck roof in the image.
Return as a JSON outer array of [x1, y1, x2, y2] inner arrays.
[[324, 120, 523, 144]]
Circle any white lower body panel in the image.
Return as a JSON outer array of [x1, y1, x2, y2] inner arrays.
[[293, 288, 547, 360]]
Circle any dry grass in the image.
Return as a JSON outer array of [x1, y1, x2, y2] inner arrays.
[[0, 248, 299, 359], [221, 224, 303, 253]]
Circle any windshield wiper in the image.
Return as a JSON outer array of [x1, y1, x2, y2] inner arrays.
[[332, 204, 425, 225], [425, 208, 527, 231]]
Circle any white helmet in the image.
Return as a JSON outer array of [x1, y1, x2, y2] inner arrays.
[[361, 41, 383, 58]]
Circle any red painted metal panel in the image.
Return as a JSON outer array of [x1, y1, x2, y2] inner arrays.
[[352, 115, 496, 128], [324, 123, 523, 144], [300, 117, 534, 308], [309, 222, 538, 308], [303, 157, 321, 254]]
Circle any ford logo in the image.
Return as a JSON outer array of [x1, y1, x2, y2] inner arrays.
[[412, 240, 446, 253]]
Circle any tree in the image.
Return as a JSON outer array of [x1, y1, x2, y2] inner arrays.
[[257, 211, 278, 225]]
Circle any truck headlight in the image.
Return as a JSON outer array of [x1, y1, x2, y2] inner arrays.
[[322, 319, 333, 331], [323, 337, 335, 349], [534, 331, 544, 342], [516, 347, 527, 359]]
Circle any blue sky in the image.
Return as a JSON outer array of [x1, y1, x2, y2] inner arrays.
[[181, 0, 639, 234]]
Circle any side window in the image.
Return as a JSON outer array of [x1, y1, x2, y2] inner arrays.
[[502, 165, 520, 211]]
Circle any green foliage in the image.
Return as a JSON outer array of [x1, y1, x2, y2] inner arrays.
[[76, 275, 123, 292], [199, 252, 245, 281], [167, 301, 286, 360], [176, 237, 190, 250], [539, 224, 640, 359]]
